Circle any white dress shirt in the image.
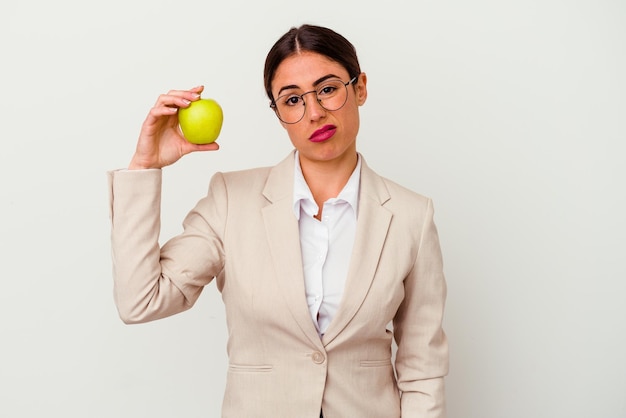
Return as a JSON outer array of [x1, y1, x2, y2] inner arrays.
[[292, 152, 361, 336]]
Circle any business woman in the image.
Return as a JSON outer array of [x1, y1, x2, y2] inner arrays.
[[108, 24, 449, 417]]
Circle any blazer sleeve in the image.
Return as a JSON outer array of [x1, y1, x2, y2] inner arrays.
[[393, 198, 449, 418], [108, 169, 226, 324]]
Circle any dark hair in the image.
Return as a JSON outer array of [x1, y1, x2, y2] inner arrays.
[[263, 24, 362, 103]]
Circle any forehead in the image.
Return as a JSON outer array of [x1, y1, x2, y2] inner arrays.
[[272, 51, 348, 91]]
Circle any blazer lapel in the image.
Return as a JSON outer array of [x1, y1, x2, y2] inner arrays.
[[322, 158, 392, 345], [262, 152, 324, 348]]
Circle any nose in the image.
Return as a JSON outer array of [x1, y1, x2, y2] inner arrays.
[[302, 91, 326, 121]]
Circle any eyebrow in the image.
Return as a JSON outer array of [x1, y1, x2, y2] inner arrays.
[[276, 73, 342, 97]]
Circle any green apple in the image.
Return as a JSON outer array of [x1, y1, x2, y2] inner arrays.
[[178, 98, 223, 144]]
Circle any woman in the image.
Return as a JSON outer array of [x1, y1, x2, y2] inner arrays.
[[108, 24, 449, 418]]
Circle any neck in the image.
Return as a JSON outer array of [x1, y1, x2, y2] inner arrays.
[[299, 151, 358, 209]]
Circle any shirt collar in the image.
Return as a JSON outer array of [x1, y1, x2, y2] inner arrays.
[[292, 151, 361, 220]]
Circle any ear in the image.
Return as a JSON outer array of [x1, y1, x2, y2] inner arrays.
[[355, 72, 368, 106]]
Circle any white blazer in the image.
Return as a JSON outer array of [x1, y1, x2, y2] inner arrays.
[[108, 151, 449, 417]]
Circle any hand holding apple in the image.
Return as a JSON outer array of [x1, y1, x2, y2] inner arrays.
[[178, 98, 224, 144], [129, 86, 220, 170]]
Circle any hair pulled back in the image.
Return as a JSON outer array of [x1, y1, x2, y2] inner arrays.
[[263, 24, 361, 103]]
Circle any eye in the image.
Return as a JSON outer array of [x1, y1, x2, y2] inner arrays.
[[281, 95, 302, 107], [317, 80, 343, 98], [317, 82, 340, 97]]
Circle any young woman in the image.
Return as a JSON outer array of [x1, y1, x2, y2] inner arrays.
[[108, 24, 449, 418]]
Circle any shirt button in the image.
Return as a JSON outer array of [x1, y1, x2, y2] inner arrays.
[[312, 351, 325, 364]]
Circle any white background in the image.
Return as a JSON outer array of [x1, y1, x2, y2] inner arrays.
[[1, 1, 625, 417]]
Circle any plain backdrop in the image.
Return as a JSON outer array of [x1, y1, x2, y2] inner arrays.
[[1, 1, 625, 417]]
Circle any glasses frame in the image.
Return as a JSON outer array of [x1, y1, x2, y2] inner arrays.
[[270, 76, 358, 124]]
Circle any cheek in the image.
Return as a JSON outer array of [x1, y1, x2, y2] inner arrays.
[[341, 104, 361, 130], [283, 124, 305, 144], [279, 121, 301, 142]]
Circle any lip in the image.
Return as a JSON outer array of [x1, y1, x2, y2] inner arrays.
[[309, 125, 337, 143]]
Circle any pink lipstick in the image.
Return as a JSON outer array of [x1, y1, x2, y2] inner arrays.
[[309, 125, 336, 143]]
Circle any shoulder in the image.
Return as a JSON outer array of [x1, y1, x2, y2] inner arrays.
[[214, 152, 294, 187], [220, 165, 273, 185], [209, 167, 271, 195], [379, 176, 435, 228], [381, 176, 431, 205], [361, 157, 432, 210]]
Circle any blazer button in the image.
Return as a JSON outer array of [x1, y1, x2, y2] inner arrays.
[[312, 351, 325, 364]]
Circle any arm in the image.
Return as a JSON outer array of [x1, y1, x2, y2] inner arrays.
[[108, 169, 227, 324], [108, 86, 223, 323], [394, 198, 449, 418]]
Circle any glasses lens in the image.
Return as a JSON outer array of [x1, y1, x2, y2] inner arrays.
[[317, 79, 349, 112], [274, 79, 350, 124], [274, 94, 305, 124]]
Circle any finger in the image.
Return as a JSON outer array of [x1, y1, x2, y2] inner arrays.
[[155, 89, 202, 108], [138, 105, 179, 137], [151, 104, 179, 116], [147, 96, 192, 123], [166, 85, 204, 96], [154, 95, 195, 110], [189, 85, 204, 95], [182, 141, 220, 154]]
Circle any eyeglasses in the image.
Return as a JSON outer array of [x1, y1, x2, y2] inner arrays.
[[270, 76, 358, 124]]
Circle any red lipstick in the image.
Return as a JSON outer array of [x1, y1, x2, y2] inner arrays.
[[309, 125, 336, 143]]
